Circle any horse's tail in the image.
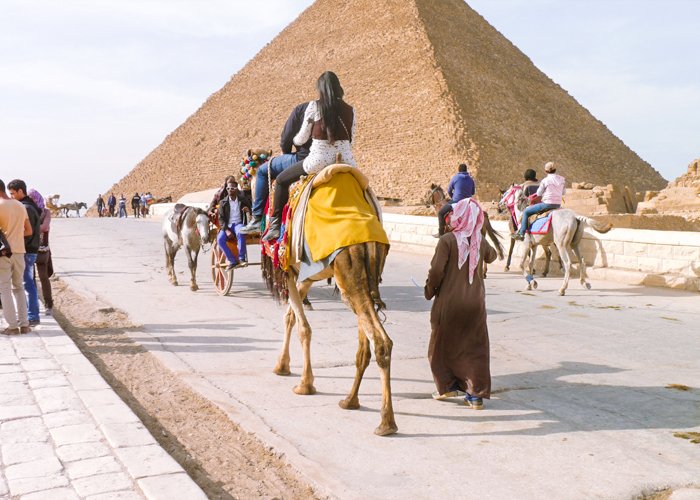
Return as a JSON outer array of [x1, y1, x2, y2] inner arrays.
[[576, 215, 612, 234], [483, 213, 505, 260], [364, 241, 389, 311]]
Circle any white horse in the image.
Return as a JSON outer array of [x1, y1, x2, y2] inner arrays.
[[162, 205, 214, 291], [505, 186, 612, 296]]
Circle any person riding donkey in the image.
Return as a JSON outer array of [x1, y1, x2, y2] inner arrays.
[[435, 163, 476, 237], [513, 161, 565, 240], [217, 180, 251, 270], [240, 101, 313, 234], [262, 71, 356, 242]]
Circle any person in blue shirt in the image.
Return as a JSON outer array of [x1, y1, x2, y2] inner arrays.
[[437, 163, 475, 236]]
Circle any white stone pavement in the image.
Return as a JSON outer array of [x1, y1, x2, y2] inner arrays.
[[0, 313, 206, 499]]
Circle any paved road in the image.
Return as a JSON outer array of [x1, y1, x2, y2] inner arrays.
[[51, 217, 700, 499]]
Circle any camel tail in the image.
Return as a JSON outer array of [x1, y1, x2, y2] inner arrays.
[[483, 213, 505, 260], [577, 215, 613, 234], [364, 242, 389, 311]]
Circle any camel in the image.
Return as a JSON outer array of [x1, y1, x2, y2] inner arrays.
[[264, 167, 397, 436]]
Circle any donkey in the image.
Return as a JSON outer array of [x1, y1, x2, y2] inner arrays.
[[508, 187, 612, 295], [162, 205, 214, 291]]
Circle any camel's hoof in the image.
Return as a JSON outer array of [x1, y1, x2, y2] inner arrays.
[[273, 364, 290, 376], [190, 284, 199, 292], [374, 423, 398, 436], [293, 384, 316, 395], [339, 397, 360, 410], [559, 289, 566, 296], [532, 280, 538, 290]]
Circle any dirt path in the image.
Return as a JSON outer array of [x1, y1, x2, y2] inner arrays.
[[51, 278, 319, 500]]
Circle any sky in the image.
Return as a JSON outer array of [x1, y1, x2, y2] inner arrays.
[[1, 0, 698, 205]]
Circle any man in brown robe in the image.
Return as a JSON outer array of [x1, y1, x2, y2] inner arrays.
[[424, 198, 497, 409]]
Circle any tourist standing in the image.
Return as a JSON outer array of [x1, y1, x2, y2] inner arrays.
[[0, 179, 31, 334], [107, 193, 117, 217], [131, 193, 141, 218], [118, 194, 127, 218], [8, 179, 41, 326], [29, 189, 53, 316], [424, 198, 497, 409], [96, 194, 105, 217]]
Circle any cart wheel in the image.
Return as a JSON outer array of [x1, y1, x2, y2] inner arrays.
[[211, 242, 234, 296]]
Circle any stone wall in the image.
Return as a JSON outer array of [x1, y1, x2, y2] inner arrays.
[[382, 214, 700, 292]]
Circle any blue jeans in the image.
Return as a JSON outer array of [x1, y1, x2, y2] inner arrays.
[[218, 223, 246, 264], [252, 153, 298, 217], [519, 203, 560, 234], [24, 253, 40, 321]]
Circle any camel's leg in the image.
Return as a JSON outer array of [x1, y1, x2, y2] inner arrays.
[[287, 275, 316, 395], [339, 327, 371, 410], [543, 247, 552, 277], [334, 252, 397, 436], [164, 240, 178, 286], [273, 305, 295, 376], [186, 247, 199, 291], [505, 237, 515, 271]]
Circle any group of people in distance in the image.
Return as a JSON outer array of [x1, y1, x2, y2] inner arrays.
[[96, 192, 154, 218], [0, 178, 54, 335]]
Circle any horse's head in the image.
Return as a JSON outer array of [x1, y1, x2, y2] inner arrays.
[[498, 185, 524, 212], [79, 202, 87, 209], [194, 210, 213, 245], [424, 184, 447, 210]]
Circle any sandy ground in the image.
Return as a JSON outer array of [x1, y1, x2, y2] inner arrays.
[[50, 278, 318, 500]]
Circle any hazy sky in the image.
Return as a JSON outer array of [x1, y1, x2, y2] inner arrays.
[[2, 0, 698, 205]]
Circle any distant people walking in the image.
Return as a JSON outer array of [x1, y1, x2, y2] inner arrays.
[[107, 193, 117, 217], [96, 194, 105, 217], [425, 198, 497, 409], [264, 71, 356, 242], [437, 163, 476, 236], [0, 178, 31, 335], [131, 193, 141, 218], [8, 179, 41, 327], [118, 194, 127, 218], [29, 189, 53, 315]]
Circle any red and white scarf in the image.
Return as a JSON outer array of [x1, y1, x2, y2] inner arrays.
[[449, 198, 484, 284]]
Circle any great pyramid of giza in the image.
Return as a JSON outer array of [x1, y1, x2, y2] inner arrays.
[[105, 0, 666, 204]]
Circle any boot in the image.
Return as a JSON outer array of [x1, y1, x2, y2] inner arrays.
[[262, 217, 281, 242], [239, 214, 262, 234]]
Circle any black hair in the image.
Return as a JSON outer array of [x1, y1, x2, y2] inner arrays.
[[7, 179, 26, 195], [316, 71, 345, 144], [458, 163, 468, 173], [524, 169, 537, 181], [0, 179, 4, 192]]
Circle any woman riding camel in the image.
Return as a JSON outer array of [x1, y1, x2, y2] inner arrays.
[[513, 161, 566, 240], [262, 71, 356, 242]]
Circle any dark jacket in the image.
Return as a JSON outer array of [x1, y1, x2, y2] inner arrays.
[[522, 179, 540, 197], [131, 194, 141, 208], [108, 195, 116, 207], [280, 102, 312, 160], [447, 172, 476, 202], [218, 194, 252, 229], [20, 196, 41, 254]]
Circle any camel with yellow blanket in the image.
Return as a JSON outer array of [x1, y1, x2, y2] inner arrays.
[[264, 163, 397, 436]]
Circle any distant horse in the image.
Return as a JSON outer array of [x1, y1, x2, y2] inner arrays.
[[60, 202, 87, 217], [424, 184, 504, 275], [153, 195, 172, 204], [507, 186, 612, 295], [162, 205, 214, 291]]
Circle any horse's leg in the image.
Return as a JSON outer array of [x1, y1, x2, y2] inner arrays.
[[526, 239, 539, 290], [339, 327, 371, 410], [555, 230, 574, 296], [287, 274, 316, 395], [186, 246, 199, 291], [571, 227, 590, 289], [543, 246, 552, 277], [333, 248, 397, 436], [164, 240, 178, 286], [273, 280, 311, 376], [505, 237, 515, 271]]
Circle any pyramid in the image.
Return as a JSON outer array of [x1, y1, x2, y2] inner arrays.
[[105, 0, 666, 205]]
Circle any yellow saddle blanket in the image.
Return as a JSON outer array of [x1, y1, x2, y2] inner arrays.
[[302, 166, 389, 262]]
